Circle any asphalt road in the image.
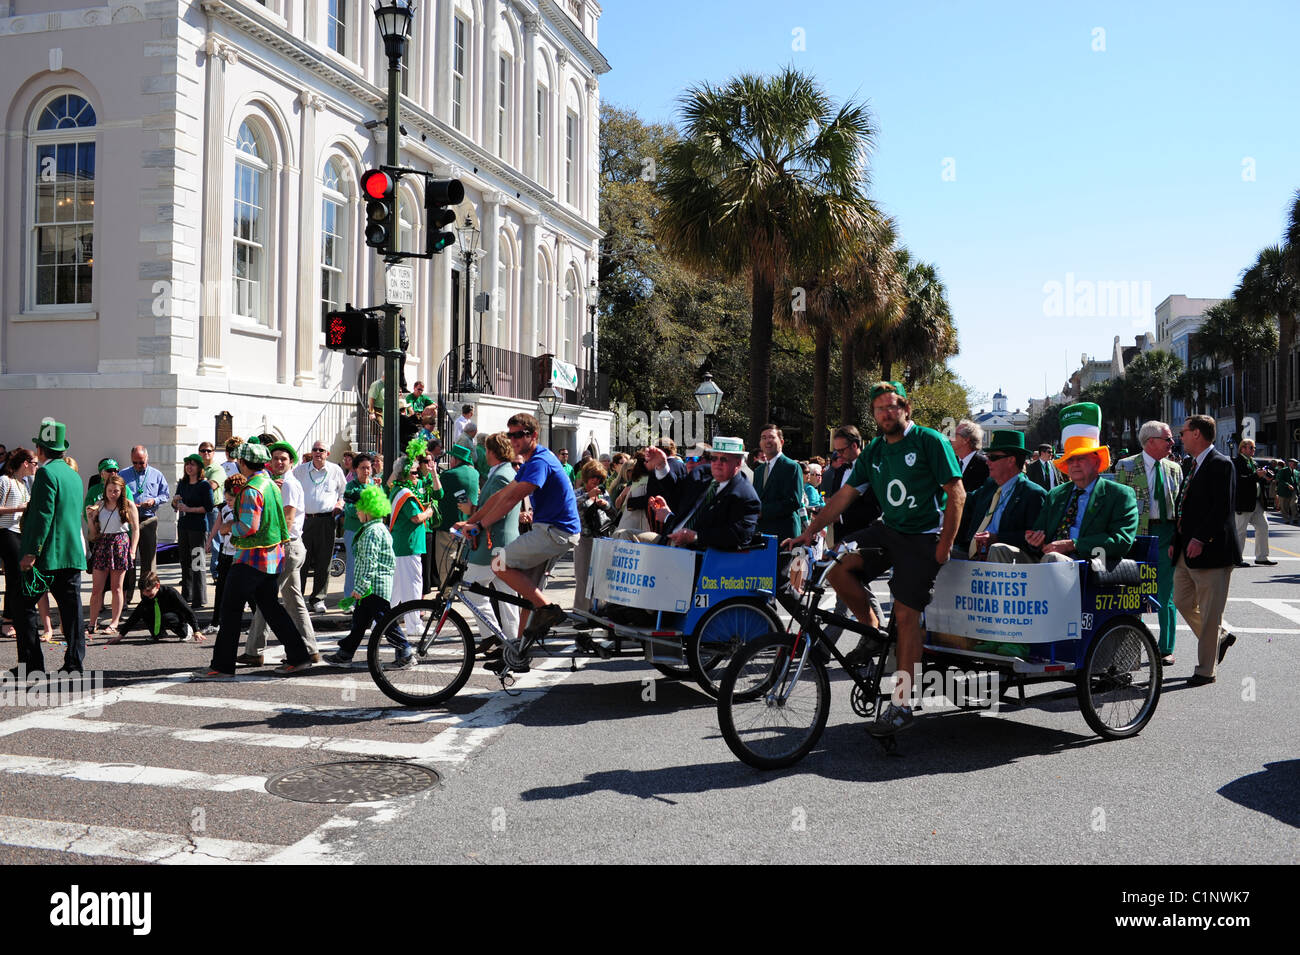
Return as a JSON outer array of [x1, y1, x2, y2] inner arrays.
[[1, 519, 1296, 864]]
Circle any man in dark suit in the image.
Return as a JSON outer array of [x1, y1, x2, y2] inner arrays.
[[1232, 438, 1274, 566], [654, 436, 760, 551], [753, 424, 805, 540], [1172, 415, 1239, 685], [953, 419, 989, 494], [954, 431, 1047, 558], [1027, 444, 1059, 491], [825, 425, 881, 544]]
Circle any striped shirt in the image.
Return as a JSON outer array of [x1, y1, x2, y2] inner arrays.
[[231, 482, 285, 573], [351, 518, 395, 602]]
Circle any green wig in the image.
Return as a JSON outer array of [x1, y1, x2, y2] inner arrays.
[[356, 483, 391, 519], [404, 436, 428, 463]]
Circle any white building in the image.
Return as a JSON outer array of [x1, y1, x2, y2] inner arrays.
[[1154, 293, 1223, 434], [972, 390, 1028, 434], [0, 0, 611, 531]]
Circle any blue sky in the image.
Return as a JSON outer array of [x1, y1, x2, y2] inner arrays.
[[597, 0, 1300, 415]]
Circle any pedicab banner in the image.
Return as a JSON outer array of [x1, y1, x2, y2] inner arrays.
[[925, 560, 1082, 645], [589, 538, 697, 613]]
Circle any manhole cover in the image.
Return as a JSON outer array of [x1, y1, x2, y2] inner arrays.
[[266, 761, 440, 803]]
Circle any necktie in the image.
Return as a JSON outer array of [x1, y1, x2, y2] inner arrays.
[[152, 599, 162, 637], [686, 482, 718, 531], [1153, 464, 1168, 521], [1056, 487, 1082, 541], [969, 486, 1003, 558]]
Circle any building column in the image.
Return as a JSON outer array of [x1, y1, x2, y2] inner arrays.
[[295, 91, 325, 387], [482, 0, 500, 152], [585, 77, 599, 220], [198, 36, 237, 376], [434, 0, 451, 121], [481, 192, 503, 348], [522, 13, 539, 181], [522, 215, 539, 358], [554, 49, 568, 199]]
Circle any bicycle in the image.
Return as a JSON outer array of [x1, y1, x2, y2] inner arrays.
[[366, 528, 603, 706], [717, 539, 1163, 770]]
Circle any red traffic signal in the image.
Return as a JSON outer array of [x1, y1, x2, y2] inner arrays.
[[360, 169, 396, 250]]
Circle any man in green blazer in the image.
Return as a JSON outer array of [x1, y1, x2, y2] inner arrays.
[[989, 403, 1138, 564], [954, 431, 1047, 558], [1112, 420, 1183, 664], [16, 419, 87, 676], [753, 424, 806, 540]]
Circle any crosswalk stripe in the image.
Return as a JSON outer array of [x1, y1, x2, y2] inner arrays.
[[1240, 599, 1300, 626], [0, 754, 265, 791], [0, 814, 279, 864]]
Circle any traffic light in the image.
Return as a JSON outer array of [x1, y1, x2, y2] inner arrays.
[[323, 305, 382, 353], [425, 178, 464, 253], [360, 169, 396, 250]]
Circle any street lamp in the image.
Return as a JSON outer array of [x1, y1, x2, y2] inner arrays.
[[372, 0, 416, 464], [585, 279, 598, 405], [538, 386, 561, 447], [455, 215, 480, 392], [658, 407, 674, 445], [694, 372, 723, 443]]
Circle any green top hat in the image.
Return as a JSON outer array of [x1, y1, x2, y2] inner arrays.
[[1056, 401, 1110, 472], [709, 436, 746, 456], [987, 431, 1027, 456], [265, 441, 298, 465], [33, 418, 70, 453]]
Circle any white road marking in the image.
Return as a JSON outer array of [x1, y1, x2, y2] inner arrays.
[[0, 814, 278, 864], [0, 753, 265, 791]]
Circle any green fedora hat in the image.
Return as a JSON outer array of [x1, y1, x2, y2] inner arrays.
[[986, 431, 1027, 457], [33, 418, 70, 453]]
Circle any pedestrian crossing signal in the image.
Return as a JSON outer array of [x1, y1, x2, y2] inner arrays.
[[324, 305, 382, 353]]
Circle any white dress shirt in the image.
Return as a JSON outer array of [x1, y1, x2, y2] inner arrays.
[[292, 460, 345, 514]]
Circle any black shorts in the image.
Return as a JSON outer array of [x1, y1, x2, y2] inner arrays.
[[842, 520, 941, 612]]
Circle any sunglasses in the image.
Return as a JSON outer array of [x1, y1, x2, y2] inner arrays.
[[986, 453, 1014, 462], [199, 447, 214, 453], [506, 430, 532, 439], [312, 448, 327, 453]]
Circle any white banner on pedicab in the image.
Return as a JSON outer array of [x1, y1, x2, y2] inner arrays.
[[925, 560, 1082, 644], [589, 538, 696, 613]]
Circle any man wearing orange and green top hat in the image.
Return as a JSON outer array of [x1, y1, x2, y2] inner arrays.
[[989, 402, 1138, 565]]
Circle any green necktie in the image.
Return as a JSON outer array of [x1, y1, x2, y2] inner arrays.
[[152, 599, 162, 636], [687, 482, 718, 531], [1056, 487, 1082, 541], [1153, 464, 1168, 521]]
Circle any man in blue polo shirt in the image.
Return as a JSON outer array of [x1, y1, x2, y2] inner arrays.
[[456, 412, 581, 655]]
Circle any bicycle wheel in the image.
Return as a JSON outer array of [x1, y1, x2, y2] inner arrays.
[[688, 600, 782, 698], [1076, 618, 1161, 739], [717, 633, 830, 770], [367, 600, 475, 707]]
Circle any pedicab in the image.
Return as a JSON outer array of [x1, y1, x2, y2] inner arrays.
[[716, 535, 1165, 768]]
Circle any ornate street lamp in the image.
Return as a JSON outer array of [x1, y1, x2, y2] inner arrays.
[[584, 279, 599, 406], [658, 407, 674, 444], [455, 215, 480, 391], [694, 373, 723, 443], [538, 386, 561, 445], [373, 1, 416, 64]]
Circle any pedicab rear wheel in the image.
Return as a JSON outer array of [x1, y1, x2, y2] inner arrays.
[[1076, 617, 1161, 739]]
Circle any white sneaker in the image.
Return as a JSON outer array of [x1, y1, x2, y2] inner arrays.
[[312, 599, 328, 614], [202, 625, 219, 636], [180, 624, 195, 642]]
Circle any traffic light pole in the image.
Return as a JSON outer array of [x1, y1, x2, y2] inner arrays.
[[383, 54, 402, 477]]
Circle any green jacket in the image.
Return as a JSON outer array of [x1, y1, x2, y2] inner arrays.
[[1111, 452, 1183, 536], [22, 458, 87, 572], [1034, 476, 1139, 561], [753, 453, 806, 540], [1275, 466, 1296, 499]]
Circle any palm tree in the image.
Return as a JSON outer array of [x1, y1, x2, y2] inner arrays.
[[1238, 246, 1299, 455], [1124, 349, 1184, 425], [892, 258, 957, 389], [781, 215, 898, 455], [1194, 298, 1277, 442], [1175, 359, 1218, 416], [1281, 191, 1300, 456], [658, 69, 879, 445]]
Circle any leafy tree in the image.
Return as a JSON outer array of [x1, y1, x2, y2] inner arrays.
[[1124, 350, 1184, 426], [1195, 298, 1277, 442], [1238, 245, 1298, 454], [657, 68, 879, 445]]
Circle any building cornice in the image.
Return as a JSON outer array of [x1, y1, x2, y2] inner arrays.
[[537, 0, 611, 75]]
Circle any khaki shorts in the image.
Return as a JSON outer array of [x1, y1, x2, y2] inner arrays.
[[503, 522, 579, 572]]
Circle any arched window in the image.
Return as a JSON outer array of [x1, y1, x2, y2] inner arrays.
[[327, 0, 348, 55], [535, 82, 549, 187], [30, 91, 97, 308], [320, 157, 347, 314], [537, 251, 553, 354], [233, 121, 269, 324], [563, 271, 578, 363], [451, 13, 468, 131], [496, 233, 515, 350]]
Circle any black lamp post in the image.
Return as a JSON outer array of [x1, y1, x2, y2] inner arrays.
[[538, 386, 561, 447], [455, 215, 480, 392], [694, 372, 723, 444], [373, 0, 415, 463], [585, 279, 598, 405]]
